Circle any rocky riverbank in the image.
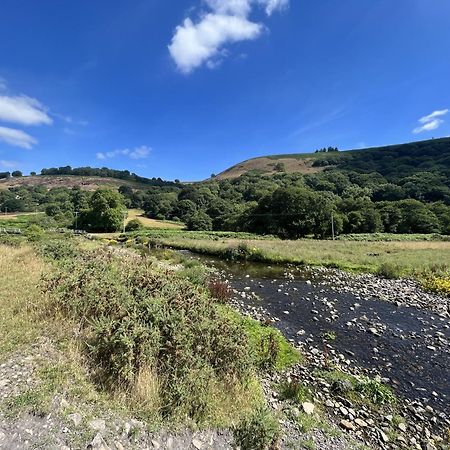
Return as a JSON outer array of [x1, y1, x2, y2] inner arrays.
[[210, 261, 450, 450]]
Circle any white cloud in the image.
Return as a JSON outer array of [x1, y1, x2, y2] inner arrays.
[[0, 95, 53, 126], [96, 145, 151, 161], [413, 109, 448, 134], [0, 126, 37, 149], [0, 160, 18, 169], [129, 145, 151, 159], [260, 0, 289, 16], [168, 0, 289, 73]]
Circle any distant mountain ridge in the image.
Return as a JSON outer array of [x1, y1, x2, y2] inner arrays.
[[216, 137, 450, 180]]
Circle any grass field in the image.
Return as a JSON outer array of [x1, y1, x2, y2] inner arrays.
[[126, 209, 184, 230], [0, 212, 43, 230], [130, 229, 450, 276]]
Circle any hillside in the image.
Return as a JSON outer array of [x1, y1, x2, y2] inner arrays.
[[216, 137, 450, 180], [0, 175, 151, 191]]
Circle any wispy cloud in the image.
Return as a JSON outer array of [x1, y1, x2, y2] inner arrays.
[[0, 159, 18, 169], [0, 126, 37, 149], [413, 109, 448, 134], [0, 95, 53, 126], [168, 0, 289, 74], [96, 145, 151, 161], [0, 78, 7, 92]]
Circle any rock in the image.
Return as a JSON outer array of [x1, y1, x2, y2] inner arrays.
[[340, 419, 356, 431], [192, 439, 204, 449], [398, 422, 407, 432], [379, 429, 389, 443], [151, 440, 161, 449], [114, 443, 125, 450], [91, 433, 111, 450], [68, 412, 82, 427], [302, 402, 315, 415], [0, 432, 7, 443], [89, 419, 106, 432], [354, 418, 368, 428]]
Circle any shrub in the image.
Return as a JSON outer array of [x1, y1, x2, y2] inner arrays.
[[223, 242, 266, 262], [208, 281, 230, 303], [42, 249, 253, 421], [233, 407, 279, 450], [26, 224, 44, 242], [38, 240, 78, 261], [421, 274, 450, 297], [376, 262, 402, 279], [125, 219, 143, 232]]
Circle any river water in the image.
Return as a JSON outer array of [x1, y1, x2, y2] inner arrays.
[[182, 252, 450, 417]]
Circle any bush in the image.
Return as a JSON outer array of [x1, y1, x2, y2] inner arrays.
[[185, 211, 213, 231], [233, 407, 280, 450], [26, 224, 44, 242], [376, 262, 402, 279], [42, 249, 254, 421], [421, 274, 450, 297], [38, 240, 78, 261], [125, 219, 143, 232], [208, 281, 230, 303]]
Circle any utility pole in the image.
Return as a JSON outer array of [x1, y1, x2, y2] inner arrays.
[[74, 211, 79, 231], [331, 212, 335, 241]]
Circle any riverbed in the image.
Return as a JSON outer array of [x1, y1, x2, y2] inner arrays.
[[183, 252, 450, 418]]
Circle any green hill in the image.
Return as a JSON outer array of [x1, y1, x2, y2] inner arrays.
[[216, 137, 450, 180]]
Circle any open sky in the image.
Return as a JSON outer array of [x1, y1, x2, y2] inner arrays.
[[0, 0, 449, 180]]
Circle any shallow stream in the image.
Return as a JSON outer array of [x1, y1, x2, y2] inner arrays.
[[182, 251, 450, 416]]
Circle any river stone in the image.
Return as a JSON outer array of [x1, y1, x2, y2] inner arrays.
[[340, 419, 356, 431], [354, 418, 368, 428], [91, 433, 111, 450], [302, 402, 315, 415], [192, 439, 204, 449], [398, 422, 407, 432]]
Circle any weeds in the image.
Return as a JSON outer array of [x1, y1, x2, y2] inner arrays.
[[233, 407, 280, 450], [376, 262, 402, 279], [316, 369, 396, 408], [279, 379, 311, 403]]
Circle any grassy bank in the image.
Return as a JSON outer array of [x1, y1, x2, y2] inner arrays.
[[126, 229, 450, 277], [0, 237, 300, 440]]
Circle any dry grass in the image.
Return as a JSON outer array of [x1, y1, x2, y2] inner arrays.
[[0, 245, 46, 358], [127, 209, 184, 230], [0, 212, 39, 220]]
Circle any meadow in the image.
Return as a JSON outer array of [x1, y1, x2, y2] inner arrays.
[[128, 229, 450, 277]]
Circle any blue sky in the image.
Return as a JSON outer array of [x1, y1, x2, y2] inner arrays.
[[0, 0, 449, 180]]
